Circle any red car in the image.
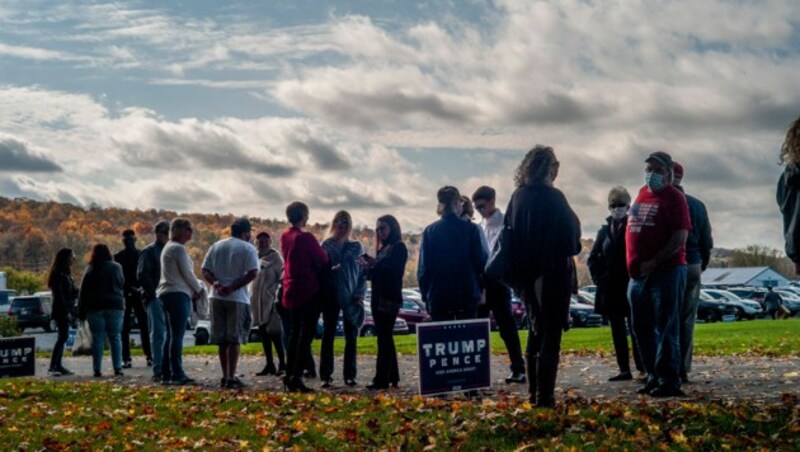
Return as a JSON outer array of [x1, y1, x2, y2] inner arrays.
[[398, 298, 432, 333]]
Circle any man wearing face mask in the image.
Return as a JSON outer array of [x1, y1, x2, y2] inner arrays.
[[588, 187, 644, 382], [671, 162, 713, 384], [626, 151, 691, 397]]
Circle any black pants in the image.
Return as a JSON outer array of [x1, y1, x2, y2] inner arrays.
[[49, 317, 70, 370], [478, 279, 525, 374], [122, 293, 152, 362], [431, 305, 478, 322], [286, 303, 320, 380], [258, 323, 285, 369], [278, 303, 315, 374], [522, 272, 570, 406], [372, 310, 399, 385], [320, 302, 358, 381], [608, 314, 644, 374]]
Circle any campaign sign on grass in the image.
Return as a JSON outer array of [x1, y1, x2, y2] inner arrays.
[[0, 337, 35, 378], [417, 318, 491, 396]]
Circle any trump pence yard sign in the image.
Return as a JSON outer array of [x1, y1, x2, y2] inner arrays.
[[416, 318, 491, 396]]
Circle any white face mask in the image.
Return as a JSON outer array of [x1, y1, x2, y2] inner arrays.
[[609, 206, 627, 220]]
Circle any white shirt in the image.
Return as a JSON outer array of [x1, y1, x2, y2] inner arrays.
[[480, 208, 504, 251], [201, 237, 259, 304], [157, 242, 203, 298]]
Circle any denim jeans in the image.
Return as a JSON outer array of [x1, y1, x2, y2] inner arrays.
[[161, 292, 190, 380], [86, 309, 124, 374], [628, 265, 686, 389], [147, 297, 171, 379]]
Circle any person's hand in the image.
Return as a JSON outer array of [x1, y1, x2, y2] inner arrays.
[[192, 291, 201, 302], [218, 285, 233, 296], [639, 259, 657, 277], [354, 297, 364, 308], [331, 263, 342, 272]]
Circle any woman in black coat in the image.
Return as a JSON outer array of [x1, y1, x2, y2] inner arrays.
[[588, 186, 643, 381], [47, 248, 78, 376], [361, 215, 408, 390], [505, 146, 581, 408]]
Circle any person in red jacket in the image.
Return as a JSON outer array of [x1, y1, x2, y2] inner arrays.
[[280, 201, 329, 393]]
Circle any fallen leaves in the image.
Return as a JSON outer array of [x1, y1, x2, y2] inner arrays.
[[0, 379, 797, 450]]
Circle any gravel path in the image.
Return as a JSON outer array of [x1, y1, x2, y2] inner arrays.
[[33, 352, 800, 403]]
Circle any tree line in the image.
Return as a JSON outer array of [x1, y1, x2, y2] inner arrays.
[[0, 197, 792, 294]]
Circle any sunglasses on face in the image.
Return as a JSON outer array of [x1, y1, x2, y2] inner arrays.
[[609, 203, 627, 209]]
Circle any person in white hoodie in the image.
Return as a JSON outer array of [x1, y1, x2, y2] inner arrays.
[[250, 231, 286, 376], [156, 218, 203, 386]]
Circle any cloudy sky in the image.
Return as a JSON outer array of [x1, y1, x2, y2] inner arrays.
[[0, 0, 798, 249]]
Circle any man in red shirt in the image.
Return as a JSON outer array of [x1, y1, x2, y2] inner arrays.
[[626, 151, 691, 397]]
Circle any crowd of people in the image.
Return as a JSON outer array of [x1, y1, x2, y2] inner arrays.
[[41, 115, 800, 407]]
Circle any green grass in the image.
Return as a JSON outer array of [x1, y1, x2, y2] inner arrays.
[[0, 379, 797, 450], [47, 318, 798, 358], [176, 318, 800, 358]]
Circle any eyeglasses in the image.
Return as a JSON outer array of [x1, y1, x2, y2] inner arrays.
[[474, 203, 487, 211], [609, 203, 627, 209]]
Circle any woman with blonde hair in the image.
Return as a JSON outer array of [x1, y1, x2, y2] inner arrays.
[[778, 115, 800, 275], [319, 210, 366, 388]]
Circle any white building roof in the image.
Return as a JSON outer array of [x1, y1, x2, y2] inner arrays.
[[701, 267, 789, 287]]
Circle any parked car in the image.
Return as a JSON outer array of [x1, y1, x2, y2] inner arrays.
[[8, 292, 54, 332], [398, 298, 431, 333], [576, 290, 595, 305], [726, 287, 767, 305], [771, 289, 800, 316], [0, 289, 17, 316], [569, 296, 602, 327], [697, 291, 738, 323], [487, 296, 528, 331], [359, 307, 410, 337], [701, 289, 764, 320]]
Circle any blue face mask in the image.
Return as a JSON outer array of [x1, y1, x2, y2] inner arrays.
[[645, 172, 665, 191]]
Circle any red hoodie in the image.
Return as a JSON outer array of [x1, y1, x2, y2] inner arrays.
[[280, 227, 329, 310]]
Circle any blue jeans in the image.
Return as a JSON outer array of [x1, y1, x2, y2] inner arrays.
[[147, 297, 171, 379], [628, 265, 686, 389], [86, 309, 124, 374], [161, 292, 190, 380]]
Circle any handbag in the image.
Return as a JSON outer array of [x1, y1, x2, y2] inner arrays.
[[485, 226, 512, 285], [265, 303, 282, 336], [71, 320, 93, 356]]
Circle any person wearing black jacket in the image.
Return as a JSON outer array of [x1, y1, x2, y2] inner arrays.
[[778, 115, 800, 275], [47, 248, 78, 376], [137, 220, 170, 382], [115, 229, 151, 368], [418, 186, 488, 321], [672, 163, 713, 383], [361, 215, 408, 390], [79, 243, 125, 377], [588, 187, 643, 382], [505, 145, 581, 408]]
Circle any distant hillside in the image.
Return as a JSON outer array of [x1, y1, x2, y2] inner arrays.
[[0, 196, 420, 287]]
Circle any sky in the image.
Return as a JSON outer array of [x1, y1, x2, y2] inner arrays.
[[0, 0, 798, 250]]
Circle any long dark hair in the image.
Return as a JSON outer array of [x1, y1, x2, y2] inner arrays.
[[376, 215, 402, 254], [89, 244, 113, 265], [46, 248, 73, 290]]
